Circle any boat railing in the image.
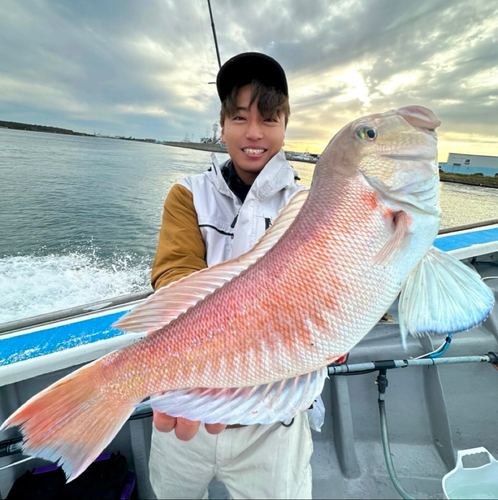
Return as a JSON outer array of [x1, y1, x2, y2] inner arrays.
[[0, 290, 153, 336], [438, 217, 498, 234]]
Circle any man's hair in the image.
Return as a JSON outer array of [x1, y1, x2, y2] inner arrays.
[[220, 80, 290, 127]]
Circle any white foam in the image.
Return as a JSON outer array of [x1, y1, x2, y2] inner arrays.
[[0, 248, 150, 324]]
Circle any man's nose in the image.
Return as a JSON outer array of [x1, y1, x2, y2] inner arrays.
[[245, 120, 263, 140]]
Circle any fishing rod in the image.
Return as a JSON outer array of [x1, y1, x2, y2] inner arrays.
[[327, 352, 498, 376], [206, 0, 221, 69]]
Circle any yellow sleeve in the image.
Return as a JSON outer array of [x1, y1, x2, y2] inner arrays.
[[151, 184, 207, 290]]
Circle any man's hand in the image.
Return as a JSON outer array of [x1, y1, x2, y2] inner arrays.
[[153, 410, 227, 441]]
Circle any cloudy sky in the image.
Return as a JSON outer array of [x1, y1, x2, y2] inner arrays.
[[1, 0, 497, 160]]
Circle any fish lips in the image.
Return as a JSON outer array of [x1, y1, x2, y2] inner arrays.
[[396, 106, 441, 133]]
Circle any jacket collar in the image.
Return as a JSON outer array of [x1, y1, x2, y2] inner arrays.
[[208, 149, 299, 202]]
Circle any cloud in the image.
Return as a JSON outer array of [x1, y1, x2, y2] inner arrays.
[[0, 0, 496, 158]]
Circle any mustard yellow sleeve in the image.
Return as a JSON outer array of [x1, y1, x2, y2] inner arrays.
[[151, 184, 207, 290]]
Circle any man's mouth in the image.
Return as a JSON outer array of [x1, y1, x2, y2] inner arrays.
[[242, 148, 266, 155]]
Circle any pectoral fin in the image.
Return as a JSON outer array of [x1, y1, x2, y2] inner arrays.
[[146, 367, 327, 425], [373, 210, 411, 265], [398, 246, 495, 347]]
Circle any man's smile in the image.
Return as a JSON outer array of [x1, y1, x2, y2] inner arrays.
[[242, 148, 266, 155]]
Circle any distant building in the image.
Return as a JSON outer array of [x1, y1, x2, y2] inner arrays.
[[440, 153, 498, 177]]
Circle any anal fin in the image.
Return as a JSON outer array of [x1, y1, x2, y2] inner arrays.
[[148, 367, 327, 426]]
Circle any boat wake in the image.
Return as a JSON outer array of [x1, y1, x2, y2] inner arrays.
[[0, 248, 151, 324]]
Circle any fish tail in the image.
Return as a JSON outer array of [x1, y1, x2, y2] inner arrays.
[[0, 360, 137, 482]]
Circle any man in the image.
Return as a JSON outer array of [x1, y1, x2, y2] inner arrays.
[[149, 52, 315, 499]]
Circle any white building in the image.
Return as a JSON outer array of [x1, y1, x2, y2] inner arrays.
[[440, 153, 498, 177]]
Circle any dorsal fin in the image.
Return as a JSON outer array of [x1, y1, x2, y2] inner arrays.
[[113, 190, 309, 333]]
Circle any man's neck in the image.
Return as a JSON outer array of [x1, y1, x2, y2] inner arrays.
[[222, 161, 252, 202], [232, 164, 259, 185]]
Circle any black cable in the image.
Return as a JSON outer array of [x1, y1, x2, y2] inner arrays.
[[332, 369, 378, 376]]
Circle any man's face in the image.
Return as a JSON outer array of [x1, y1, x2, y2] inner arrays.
[[221, 85, 286, 185]]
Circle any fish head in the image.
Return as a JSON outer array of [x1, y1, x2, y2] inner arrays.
[[319, 105, 442, 216]]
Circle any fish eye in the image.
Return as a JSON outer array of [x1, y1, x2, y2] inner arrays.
[[356, 126, 377, 141]]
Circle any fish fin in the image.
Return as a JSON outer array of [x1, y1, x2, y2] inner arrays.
[[114, 190, 309, 333], [398, 304, 409, 350], [0, 359, 137, 482], [372, 210, 411, 265], [150, 367, 327, 425], [399, 246, 495, 338]]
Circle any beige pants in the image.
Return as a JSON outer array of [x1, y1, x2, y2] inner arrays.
[[149, 411, 313, 499]]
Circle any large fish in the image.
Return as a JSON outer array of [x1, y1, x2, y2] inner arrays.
[[1, 106, 493, 481]]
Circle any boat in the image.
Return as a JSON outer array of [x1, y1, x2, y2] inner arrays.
[[0, 219, 497, 499], [286, 151, 319, 163], [164, 123, 228, 154]]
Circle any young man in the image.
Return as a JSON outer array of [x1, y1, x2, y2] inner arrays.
[[149, 52, 314, 499]]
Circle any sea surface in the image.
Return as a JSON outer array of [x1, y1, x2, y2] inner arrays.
[[1, 128, 497, 324]]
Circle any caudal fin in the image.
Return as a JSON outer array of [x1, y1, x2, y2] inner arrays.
[[0, 360, 136, 482]]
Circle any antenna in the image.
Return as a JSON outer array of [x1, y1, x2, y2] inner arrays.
[[206, 0, 221, 69]]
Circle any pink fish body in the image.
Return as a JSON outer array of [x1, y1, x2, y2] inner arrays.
[[1, 106, 493, 481]]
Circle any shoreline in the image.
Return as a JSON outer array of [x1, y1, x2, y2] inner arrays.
[[2, 125, 497, 184], [162, 141, 227, 153], [439, 172, 498, 189], [0, 120, 93, 137]]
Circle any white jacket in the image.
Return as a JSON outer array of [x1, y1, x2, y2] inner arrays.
[[178, 149, 306, 265], [179, 150, 325, 431]]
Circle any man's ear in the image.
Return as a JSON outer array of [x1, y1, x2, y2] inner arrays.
[[220, 126, 225, 144]]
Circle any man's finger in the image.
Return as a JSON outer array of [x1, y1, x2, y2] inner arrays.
[[153, 410, 177, 433], [174, 417, 201, 441], [205, 423, 227, 435]]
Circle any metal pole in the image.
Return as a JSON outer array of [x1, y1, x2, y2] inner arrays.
[[327, 354, 496, 375], [206, 0, 221, 69]]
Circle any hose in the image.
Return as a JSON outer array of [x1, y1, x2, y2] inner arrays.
[[379, 398, 414, 500]]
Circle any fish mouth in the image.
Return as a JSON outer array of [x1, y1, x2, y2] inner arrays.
[[396, 106, 441, 132]]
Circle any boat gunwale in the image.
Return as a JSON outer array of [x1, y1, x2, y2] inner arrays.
[[0, 290, 152, 336], [437, 217, 498, 234]]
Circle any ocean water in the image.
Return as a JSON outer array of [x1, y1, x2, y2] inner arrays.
[[1, 128, 497, 323]]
